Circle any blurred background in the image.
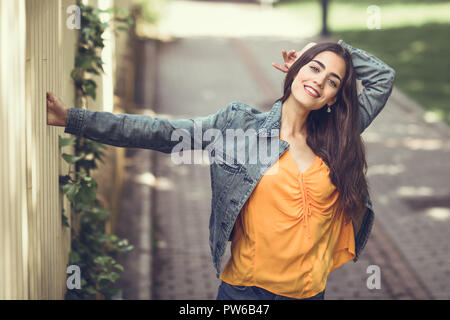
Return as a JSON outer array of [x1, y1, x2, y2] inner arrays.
[[1, 0, 449, 300]]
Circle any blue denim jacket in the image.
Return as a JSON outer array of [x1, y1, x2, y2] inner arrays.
[[64, 40, 396, 278]]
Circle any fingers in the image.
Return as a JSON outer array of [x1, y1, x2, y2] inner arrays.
[[272, 62, 288, 73], [282, 49, 295, 58], [283, 50, 296, 63], [275, 49, 297, 73], [47, 91, 55, 103]]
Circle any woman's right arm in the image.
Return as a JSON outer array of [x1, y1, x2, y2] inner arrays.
[[47, 92, 234, 153]]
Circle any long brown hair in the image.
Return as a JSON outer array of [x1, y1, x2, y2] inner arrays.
[[278, 42, 368, 223]]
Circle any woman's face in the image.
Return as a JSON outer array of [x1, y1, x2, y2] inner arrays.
[[291, 51, 346, 111]]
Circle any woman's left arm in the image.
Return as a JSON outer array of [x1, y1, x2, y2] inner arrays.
[[337, 39, 396, 134]]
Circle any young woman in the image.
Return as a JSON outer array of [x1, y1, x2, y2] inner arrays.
[[47, 39, 396, 300]]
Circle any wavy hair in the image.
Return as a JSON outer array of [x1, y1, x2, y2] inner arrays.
[[277, 42, 369, 223]]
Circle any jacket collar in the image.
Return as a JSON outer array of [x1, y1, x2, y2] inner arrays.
[[257, 100, 282, 137]]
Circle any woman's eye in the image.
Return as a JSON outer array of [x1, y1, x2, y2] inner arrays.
[[310, 65, 337, 88]]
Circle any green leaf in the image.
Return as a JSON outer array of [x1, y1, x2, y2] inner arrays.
[[59, 136, 76, 148], [83, 79, 97, 88], [100, 8, 115, 14], [63, 183, 81, 202], [85, 68, 100, 76], [81, 27, 93, 42], [114, 17, 129, 23], [113, 264, 124, 272], [75, 55, 95, 70], [86, 286, 98, 295], [69, 251, 81, 264], [94, 256, 111, 266], [71, 69, 83, 83], [114, 8, 129, 16], [83, 79, 97, 100], [74, 183, 97, 209], [116, 26, 129, 34], [62, 213, 70, 228], [98, 272, 119, 284], [62, 153, 83, 164]]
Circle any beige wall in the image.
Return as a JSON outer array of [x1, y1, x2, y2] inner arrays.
[[0, 0, 28, 300], [0, 0, 134, 299]]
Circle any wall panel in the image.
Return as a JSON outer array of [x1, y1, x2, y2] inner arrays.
[[0, 0, 28, 300], [1, 0, 127, 299]]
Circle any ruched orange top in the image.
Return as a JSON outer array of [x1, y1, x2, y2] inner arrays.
[[220, 135, 356, 299]]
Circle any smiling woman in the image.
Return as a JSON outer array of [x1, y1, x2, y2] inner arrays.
[[217, 41, 395, 300], [47, 39, 396, 301], [278, 42, 369, 224]]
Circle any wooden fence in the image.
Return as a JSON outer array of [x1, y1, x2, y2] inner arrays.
[[0, 0, 134, 299]]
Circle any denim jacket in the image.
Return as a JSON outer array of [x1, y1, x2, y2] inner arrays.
[[64, 40, 396, 278]]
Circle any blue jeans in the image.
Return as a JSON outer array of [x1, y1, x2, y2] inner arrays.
[[216, 281, 325, 300]]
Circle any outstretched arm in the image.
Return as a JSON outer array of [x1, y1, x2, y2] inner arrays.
[[273, 40, 396, 133], [47, 92, 233, 153]]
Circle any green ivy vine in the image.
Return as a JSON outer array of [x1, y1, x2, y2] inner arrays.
[[61, 0, 135, 300]]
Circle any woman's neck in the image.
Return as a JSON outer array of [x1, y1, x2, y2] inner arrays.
[[280, 95, 310, 138]]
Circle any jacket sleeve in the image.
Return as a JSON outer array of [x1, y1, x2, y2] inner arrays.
[[338, 40, 396, 134], [64, 104, 234, 153]]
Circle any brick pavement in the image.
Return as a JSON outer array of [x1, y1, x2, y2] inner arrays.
[[114, 147, 154, 300]]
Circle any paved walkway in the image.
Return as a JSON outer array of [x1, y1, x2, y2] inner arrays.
[[120, 1, 450, 300]]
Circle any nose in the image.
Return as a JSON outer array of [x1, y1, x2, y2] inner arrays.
[[313, 76, 326, 89]]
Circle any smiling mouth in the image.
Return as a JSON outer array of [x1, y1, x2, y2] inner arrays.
[[304, 85, 320, 98]]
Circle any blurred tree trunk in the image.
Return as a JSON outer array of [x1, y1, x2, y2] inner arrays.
[[320, 0, 329, 36]]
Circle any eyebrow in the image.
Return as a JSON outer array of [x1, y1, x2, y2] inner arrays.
[[311, 59, 342, 82]]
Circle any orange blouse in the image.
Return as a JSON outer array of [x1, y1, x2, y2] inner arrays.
[[220, 138, 356, 299]]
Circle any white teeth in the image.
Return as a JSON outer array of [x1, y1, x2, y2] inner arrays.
[[305, 86, 319, 97]]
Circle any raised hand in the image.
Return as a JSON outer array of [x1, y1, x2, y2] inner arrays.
[[272, 42, 317, 73], [46, 92, 69, 127], [272, 50, 298, 73]]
